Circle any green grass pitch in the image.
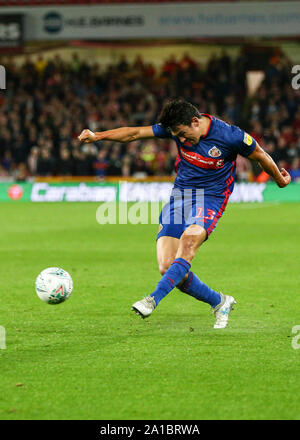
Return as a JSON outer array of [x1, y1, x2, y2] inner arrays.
[[0, 201, 300, 420]]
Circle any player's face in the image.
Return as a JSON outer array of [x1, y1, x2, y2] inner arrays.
[[171, 118, 201, 145]]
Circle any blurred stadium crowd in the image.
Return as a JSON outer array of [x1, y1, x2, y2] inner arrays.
[[0, 50, 300, 182]]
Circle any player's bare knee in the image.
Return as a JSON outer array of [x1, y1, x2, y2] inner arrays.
[[158, 260, 172, 275], [177, 230, 205, 262], [177, 242, 197, 262]]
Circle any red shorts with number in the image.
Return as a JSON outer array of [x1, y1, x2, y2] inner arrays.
[[157, 188, 231, 240]]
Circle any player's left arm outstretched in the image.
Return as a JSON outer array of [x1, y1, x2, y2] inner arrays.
[[77, 126, 155, 144], [248, 143, 291, 188]]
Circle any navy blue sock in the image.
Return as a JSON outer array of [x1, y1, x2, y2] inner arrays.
[[178, 272, 221, 308], [150, 258, 191, 306]]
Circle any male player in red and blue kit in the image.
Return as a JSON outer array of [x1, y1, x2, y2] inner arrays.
[[78, 99, 291, 328]]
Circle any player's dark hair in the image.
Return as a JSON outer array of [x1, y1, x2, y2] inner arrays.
[[158, 99, 201, 131]]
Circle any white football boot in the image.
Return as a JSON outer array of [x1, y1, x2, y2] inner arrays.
[[212, 293, 236, 329], [132, 295, 156, 319]]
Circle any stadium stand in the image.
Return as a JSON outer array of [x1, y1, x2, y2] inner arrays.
[[0, 51, 299, 181]]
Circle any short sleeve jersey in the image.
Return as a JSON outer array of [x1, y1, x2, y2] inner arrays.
[[152, 114, 256, 197]]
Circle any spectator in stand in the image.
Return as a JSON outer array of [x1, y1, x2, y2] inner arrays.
[[162, 55, 179, 78], [0, 164, 8, 177], [15, 163, 29, 182], [121, 155, 132, 177], [143, 62, 156, 80], [36, 148, 55, 176], [250, 121, 264, 146], [275, 137, 289, 166], [132, 54, 145, 74], [219, 49, 232, 79], [179, 52, 197, 72], [117, 55, 129, 74], [73, 149, 92, 176], [289, 157, 300, 182], [281, 126, 297, 145], [71, 52, 81, 73], [132, 157, 149, 178], [34, 55, 48, 77], [1, 150, 13, 173], [107, 150, 122, 176], [58, 148, 74, 175], [27, 146, 39, 175], [93, 149, 108, 178]]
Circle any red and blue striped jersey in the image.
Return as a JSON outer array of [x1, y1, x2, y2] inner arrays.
[[152, 114, 256, 197]]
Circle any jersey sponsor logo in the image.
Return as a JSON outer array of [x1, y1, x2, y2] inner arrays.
[[208, 146, 222, 157], [180, 147, 224, 169], [243, 133, 253, 146]]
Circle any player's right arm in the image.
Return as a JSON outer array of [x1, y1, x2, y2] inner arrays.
[[230, 126, 291, 188], [78, 126, 155, 144], [248, 143, 291, 188]]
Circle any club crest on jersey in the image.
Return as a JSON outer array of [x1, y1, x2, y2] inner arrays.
[[208, 146, 222, 158]]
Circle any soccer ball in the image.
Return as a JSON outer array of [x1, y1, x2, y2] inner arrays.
[[35, 267, 73, 304]]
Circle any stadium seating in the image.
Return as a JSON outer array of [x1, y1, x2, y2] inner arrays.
[[0, 51, 299, 181]]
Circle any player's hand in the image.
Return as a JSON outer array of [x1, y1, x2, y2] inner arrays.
[[278, 168, 291, 188], [78, 129, 96, 143]]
